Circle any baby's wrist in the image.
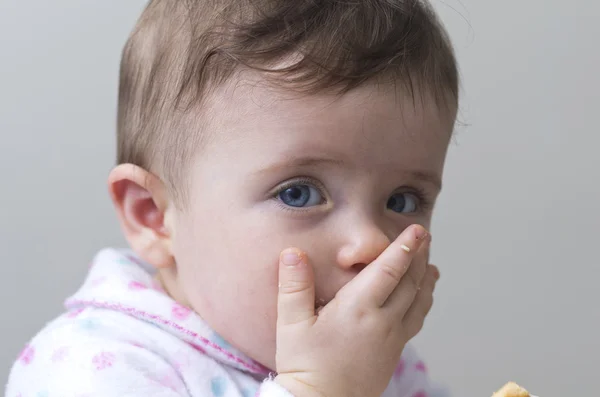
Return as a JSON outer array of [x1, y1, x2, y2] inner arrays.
[[273, 374, 325, 397]]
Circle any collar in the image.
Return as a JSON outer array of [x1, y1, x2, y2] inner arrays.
[[65, 248, 271, 377]]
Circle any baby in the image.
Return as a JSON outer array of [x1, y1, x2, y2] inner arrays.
[[6, 0, 459, 396]]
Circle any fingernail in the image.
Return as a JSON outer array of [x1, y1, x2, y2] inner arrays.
[[281, 250, 302, 266], [415, 227, 430, 243]]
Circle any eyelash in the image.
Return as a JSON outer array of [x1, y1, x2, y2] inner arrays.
[[271, 178, 434, 213], [395, 186, 433, 213], [271, 177, 327, 212]]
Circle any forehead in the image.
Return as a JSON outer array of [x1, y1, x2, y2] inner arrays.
[[199, 72, 455, 172]]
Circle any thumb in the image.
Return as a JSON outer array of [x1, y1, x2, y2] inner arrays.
[[277, 248, 316, 326]]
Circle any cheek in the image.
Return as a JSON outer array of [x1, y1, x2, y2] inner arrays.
[[176, 205, 319, 306], [185, 214, 281, 293]]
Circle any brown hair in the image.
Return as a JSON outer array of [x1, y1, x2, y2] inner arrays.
[[117, 0, 459, 203]]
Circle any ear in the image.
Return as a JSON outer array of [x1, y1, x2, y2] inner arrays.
[[108, 164, 175, 269]]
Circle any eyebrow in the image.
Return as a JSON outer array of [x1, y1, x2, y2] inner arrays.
[[256, 156, 442, 191], [255, 156, 347, 175], [409, 170, 443, 191]]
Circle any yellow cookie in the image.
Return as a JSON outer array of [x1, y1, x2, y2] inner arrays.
[[492, 382, 530, 397]]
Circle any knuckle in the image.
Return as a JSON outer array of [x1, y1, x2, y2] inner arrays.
[[420, 277, 434, 293], [381, 320, 395, 341], [279, 279, 311, 294], [415, 287, 434, 312], [354, 306, 366, 320], [353, 304, 372, 323], [404, 270, 420, 290], [379, 262, 404, 285]]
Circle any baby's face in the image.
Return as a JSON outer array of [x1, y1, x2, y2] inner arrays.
[[168, 75, 455, 370]]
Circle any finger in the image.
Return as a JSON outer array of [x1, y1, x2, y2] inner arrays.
[[348, 224, 430, 308], [277, 248, 317, 326], [430, 264, 440, 290], [403, 239, 430, 293], [402, 264, 438, 338], [382, 243, 430, 314]]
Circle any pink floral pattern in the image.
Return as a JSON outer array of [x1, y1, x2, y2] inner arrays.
[[128, 281, 148, 290], [90, 277, 106, 287], [51, 346, 70, 363], [92, 352, 116, 370], [415, 361, 427, 372], [18, 345, 35, 365], [394, 358, 406, 379], [156, 373, 179, 391], [7, 249, 440, 397], [171, 303, 191, 321]]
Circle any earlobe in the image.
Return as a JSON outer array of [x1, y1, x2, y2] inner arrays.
[[107, 164, 175, 269]]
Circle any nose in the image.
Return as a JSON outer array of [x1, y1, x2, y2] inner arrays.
[[336, 220, 392, 272]]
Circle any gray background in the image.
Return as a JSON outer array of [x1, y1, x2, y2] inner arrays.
[[0, 1, 598, 396]]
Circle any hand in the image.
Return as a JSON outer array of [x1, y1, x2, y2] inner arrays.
[[274, 224, 439, 397]]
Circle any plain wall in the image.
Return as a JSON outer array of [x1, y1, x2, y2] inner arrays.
[[1, 1, 598, 396]]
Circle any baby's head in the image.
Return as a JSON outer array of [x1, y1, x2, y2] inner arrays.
[[109, 0, 459, 370]]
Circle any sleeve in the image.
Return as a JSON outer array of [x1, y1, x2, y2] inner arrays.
[[5, 335, 191, 397], [382, 343, 451, 397], [255, 380, 295, 397], [247, 344, 450, 397]]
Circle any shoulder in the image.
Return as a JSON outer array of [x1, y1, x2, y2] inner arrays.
[[5, 308, 191, 397]]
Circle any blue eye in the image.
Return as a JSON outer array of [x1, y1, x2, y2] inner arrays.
[[278, 184, 323, 208], [387, 193, 419, 213]]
